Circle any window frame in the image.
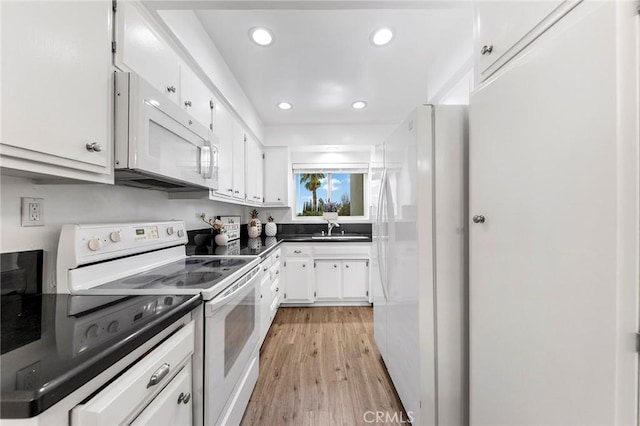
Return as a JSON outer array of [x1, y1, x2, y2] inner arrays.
[[291, 164, 370, 222]]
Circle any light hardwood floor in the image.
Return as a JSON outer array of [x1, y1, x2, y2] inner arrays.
[[240, 307, 408, 426]]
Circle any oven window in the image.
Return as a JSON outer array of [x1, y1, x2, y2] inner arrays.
[[224, 290, 255, 376]]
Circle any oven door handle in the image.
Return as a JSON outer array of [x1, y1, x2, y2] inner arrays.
[[205, 266, 261, 317]]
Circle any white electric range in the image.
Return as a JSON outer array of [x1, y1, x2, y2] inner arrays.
[[56, 221, 262, 426]]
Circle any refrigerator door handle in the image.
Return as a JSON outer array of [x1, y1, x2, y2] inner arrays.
[[377, 171, 389, 301]]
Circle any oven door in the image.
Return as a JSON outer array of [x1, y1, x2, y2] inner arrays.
[[204, 266, 260, 425]]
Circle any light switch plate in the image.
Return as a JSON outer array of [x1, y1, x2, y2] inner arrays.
[[21, 197, 44, 227]]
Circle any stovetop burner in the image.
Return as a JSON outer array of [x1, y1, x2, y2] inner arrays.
[[93, 256, 254, 293], [201, 259, 246, 268], [162, 271, 224, 287]]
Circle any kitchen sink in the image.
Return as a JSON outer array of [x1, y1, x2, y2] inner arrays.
[[311, 234, 370, 241]]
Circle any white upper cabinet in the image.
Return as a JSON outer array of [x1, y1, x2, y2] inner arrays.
[[179, 64, 214, 130], [0, 0, 113, 183], [245, 135, 264, 204], [475, 0, 580, 81], [232, 120, 246, 201], [214, 104, 234, 198], [263, 148, 290, 206], [115, 2, 180, 103]]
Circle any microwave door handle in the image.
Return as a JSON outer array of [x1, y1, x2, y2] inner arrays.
[[200, 141, 213, 179]]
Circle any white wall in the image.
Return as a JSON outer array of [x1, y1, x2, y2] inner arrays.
[[264, 123, 395, 147], [0, 176, 243, 292]]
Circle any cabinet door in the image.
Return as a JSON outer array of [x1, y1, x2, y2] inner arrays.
[[255, 142, 264, 203], [1, 0, 112, 181], [342, 260, 369, 299], [232, 120, 246, 200], [115, 2, 180, 104], [475, 1, 578, 80], [214, 104, 233, 198], [283, 259, 314, 302], [131, 363, 192, 426], [263, 148, 289, 205], [470, 4, 620, 424], [179, 64, 214, 130], [245, 135, 262, 203], [315, 261, 342, 300], [259, 272, 271, 344]]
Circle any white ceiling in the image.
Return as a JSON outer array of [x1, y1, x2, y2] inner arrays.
[[161, 3, 473, 127]]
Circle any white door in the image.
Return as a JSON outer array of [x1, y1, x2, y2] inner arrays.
[[214, 104, 234, 198], [115, 2, 180, 104], [1, 0, 111, 174], [283, 259, 314, 302], [315, 260, 341, 299], [232, 120, 246, 200], [179, 64, 214, 130], [470, 3, 624, 425], [342, 261, 368, 299]]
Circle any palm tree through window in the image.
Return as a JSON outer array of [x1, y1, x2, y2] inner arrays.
[[294, 172, 366, 217]]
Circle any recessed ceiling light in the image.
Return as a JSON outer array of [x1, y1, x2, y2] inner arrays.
[[351, 101, 367, 110], [370, 28, 394, 46], [277, 102, 292, 110], [250, 27, 274, 46]]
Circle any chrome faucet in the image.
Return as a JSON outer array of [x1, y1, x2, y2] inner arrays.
[[327, 221, 340, 236]]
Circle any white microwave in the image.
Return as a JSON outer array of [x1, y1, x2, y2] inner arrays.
[[114, 72, 218, 192]]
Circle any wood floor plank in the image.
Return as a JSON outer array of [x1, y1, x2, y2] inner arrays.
[[240, 307, 407, 426]]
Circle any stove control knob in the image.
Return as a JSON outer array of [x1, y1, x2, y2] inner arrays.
[[107, 321, 120, 333], [167, 227, 175, 236], [109, 231, 121, 243], [164, 297, 174, 306], [177, 229, 185, 238], [86, 324, 100, 338], [88, 238, 102, 251]]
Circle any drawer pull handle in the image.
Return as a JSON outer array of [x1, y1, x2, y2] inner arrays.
[[294, 250, 302, 254], [178, 392, 191, 404], [147, 363, 170, 388]]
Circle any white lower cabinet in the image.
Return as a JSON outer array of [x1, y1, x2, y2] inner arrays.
[[315, 260, 369, 301], [72, 321, 195, 425], [314, 261, 342, 300], [282, 258, 315, 303], [259, 249, 282, 346], [131, 362, 192, 426], [341, 260, 369, 299], [281, 243, 371, 305], [259, 270, 271, 344]]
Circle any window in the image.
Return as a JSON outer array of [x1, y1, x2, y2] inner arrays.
[[293, 165, 368, 218]]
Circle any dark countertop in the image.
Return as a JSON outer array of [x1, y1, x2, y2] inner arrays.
[[186, 233, 372, 259], [0, 293, 201, 418]]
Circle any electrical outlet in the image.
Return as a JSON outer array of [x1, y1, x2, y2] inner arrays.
[[21, 197, 44, 227]]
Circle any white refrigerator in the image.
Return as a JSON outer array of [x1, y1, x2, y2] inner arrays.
[[372, 105, 468, 426]]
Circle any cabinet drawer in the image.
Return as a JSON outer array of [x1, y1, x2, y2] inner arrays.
[[131, 361, 193, 426], [270, 277, 281, 301], [71, 321, 195, 425], [284, 245, 312, 257], [313, 244, 370, 258], [269, 295, 279, 318], [269, 261, 281, 281], [269, 249, 282, 263], [260, 258, 272, 273]]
